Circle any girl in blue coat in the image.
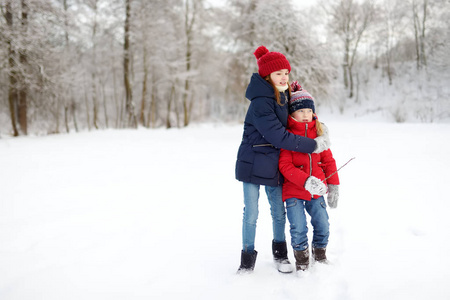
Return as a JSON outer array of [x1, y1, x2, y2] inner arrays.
[[235, 46, 330, 273]]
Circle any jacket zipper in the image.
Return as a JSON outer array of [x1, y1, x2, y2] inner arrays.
[[305, 123, 312, 176], [279, 90, 288, 186]]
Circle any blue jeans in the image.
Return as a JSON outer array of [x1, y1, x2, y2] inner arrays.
[[285, 196, 329, 251], [242, 182, 287, 252]]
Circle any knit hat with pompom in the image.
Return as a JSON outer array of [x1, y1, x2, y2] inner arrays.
[[253, 46, 291, 78], [289, 81, 315, 114]]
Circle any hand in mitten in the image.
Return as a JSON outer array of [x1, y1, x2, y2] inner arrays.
[[313, 123, 330, 153], [304, 176, 327, 195], [327, 184, 339, 209]]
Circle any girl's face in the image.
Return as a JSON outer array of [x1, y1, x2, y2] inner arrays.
[[269, 69, 289, 86], [292, 109, 314, 123]]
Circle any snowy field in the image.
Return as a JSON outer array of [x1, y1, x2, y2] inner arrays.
[[1, 119, 450, 300]]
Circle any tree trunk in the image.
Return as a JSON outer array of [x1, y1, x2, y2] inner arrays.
[[412, 0, 428, 70], [166, 85, 175, 129], [386, 35, 393, 85], [63, 0, 69, 44], [54, 97, 61, 134], [63, 0, 72, 132], [147, 81, 156, 128], [18, 0, 28, 135], [183, 0, 196, 127], [92, 76, 99, 129], [84, 85, 91, 131], [6, 1, 19, 136], [64, 105, 70, 133], [71, 100, 79, 132], [91, 0, 99, 129], [140, 48, 148, 126], [412, 1, 421, 70], [175, 85, 180, 128], [420, 0, 428, 68], [123, 0, 136, 128], [348, 68, 354, 99], [8, 75, 19, 137], [343, 45, 349, 89], [183, 77, 190, 126], [111, 38, 121, 129], [102, 81, 109, 128]]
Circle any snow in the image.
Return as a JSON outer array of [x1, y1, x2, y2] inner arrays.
[[1, 118, 450, 300]]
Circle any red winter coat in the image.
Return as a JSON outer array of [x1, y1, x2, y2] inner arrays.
[[279, 116, 340, 201]]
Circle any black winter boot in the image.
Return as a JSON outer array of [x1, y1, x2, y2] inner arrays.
[[294, 249, 310, 271], [272, 240, 294, 273], [312, 247, 328, 263], [237, 250, 257, 274]]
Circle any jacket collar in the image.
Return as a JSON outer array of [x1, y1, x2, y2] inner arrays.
[[287, 115, 317, 135]]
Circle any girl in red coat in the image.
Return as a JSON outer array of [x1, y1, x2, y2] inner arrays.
[[278, 81, 340, 272]]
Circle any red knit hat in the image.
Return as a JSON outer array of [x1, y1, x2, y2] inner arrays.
[[253, 45, 291, 78]]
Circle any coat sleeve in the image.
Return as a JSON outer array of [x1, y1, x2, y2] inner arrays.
[[279, 148, 309, 188], [319, 149, 340, 185], [250, 98, 316, 153]]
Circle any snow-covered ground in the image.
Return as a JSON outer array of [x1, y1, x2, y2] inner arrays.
[[1, 118, 450, 300]]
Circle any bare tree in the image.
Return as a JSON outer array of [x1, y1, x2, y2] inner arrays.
[[411, 0, 429, 70], [375, 0, 408, 85], [182, 0, 197, 127], [18, 0, 28, 134], [88, 0, 100, 129], [136, 0, 150, 127], [123, 0, 136, 128], [5, 0, 19, 136], [326, 0, 375, 98], [4, 0, 30, 135]]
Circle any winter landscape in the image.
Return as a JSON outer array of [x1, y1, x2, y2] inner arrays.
[[1, 114, 450, 300], [1, 1, 450, 298]]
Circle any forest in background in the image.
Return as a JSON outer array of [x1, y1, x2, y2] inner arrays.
[[0, 0, 449, 136]]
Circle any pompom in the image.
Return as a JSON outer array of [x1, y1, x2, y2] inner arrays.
[[290, 81, 303, 92], [254, 46, 269, 59]]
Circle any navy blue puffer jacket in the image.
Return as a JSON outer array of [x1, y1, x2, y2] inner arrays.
[[235, 73, 317, 187]]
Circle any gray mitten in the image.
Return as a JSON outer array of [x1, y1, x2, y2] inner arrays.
[[313, 123, 330, 153], [304, 176, 327, 195], [327, 184, 339, 209]]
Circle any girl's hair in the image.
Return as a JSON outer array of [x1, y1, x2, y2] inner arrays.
[[290, 112, 324, 136], [264, 75, 291, 106], [315, 114, 324, 136]]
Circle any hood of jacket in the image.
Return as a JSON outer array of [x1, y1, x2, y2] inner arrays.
[[245, 73, 283, 102]]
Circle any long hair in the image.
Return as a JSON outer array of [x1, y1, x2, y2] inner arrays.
[[315, 114, 324, 136], [264, 75, 291, 106]]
